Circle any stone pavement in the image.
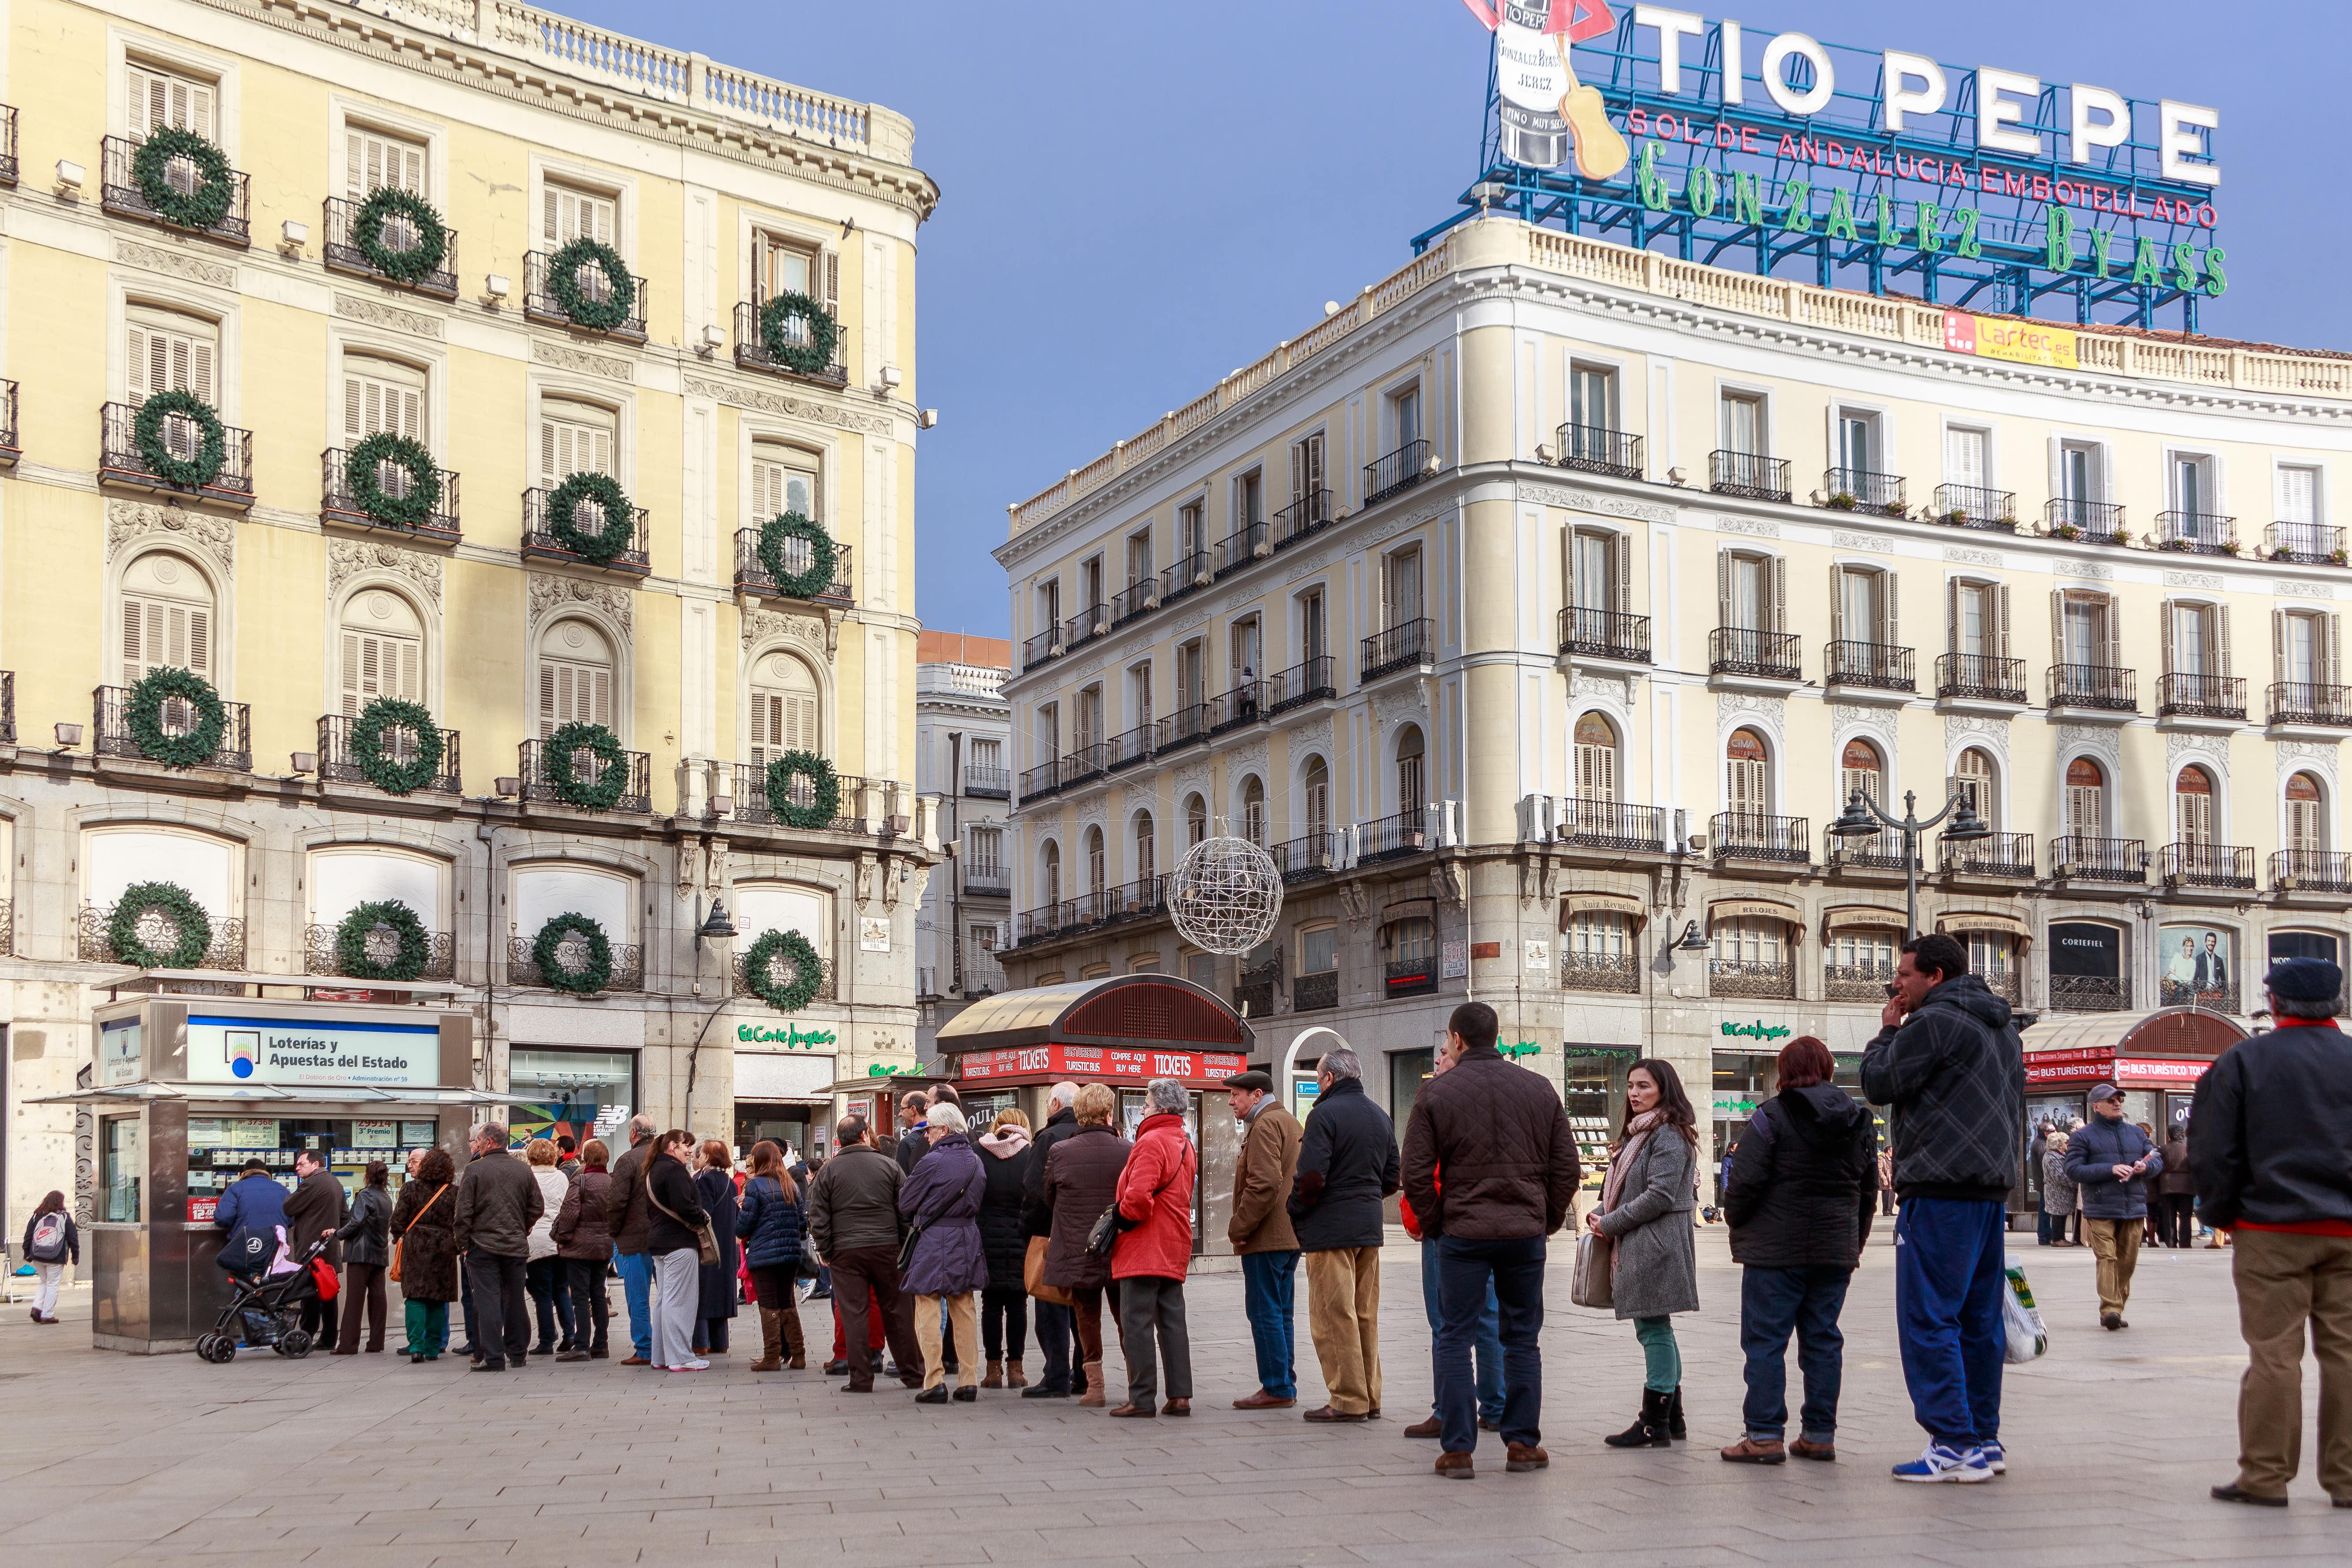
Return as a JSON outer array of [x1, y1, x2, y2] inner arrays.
[[3, 1227, 2347, 1568]]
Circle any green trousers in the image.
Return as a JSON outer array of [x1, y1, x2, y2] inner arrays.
[[403, 1297, 449, 1357], [1634, 1315, 1681, 1393]]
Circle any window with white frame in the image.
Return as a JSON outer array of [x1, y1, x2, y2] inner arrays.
[[543, 179, 617, 252], [1570, 362, 1617, 432], [1952, 746, 1998, 829], [1242, 776, 1266, 846], [2277, 465, 2325, 557], [1383, 545, 1425, 629], [1943, 425, 1990, 490], [1564, 909, 1628, 957], [2058, 439, 2106, 524], [2287, 772, 2326, 855], [1720, 391, 1765, 454], [1129, 662, 1153, 733], [1389, 385, 1421, 452], [345, 123, 425, 199], [339, 587, 424, 715], [967, 826, 1004, 878], [537, 617, 614, 734], [1830, 925, 1896, 973], [748, 649, 820, 767], [1132, 813, 1155, 883], [539, 397, 615, 489], [120, 551, 214, 684], [2065, 757, 2106, 836], [1573, 711, 1618, 803], [129, 59, 215, 142], [751, 442, 820, 523], [127, 304, 217, 453], [310, 847, 444, 933], [1711, 915, 1784, 965], [1300, 922, 1338, 974]]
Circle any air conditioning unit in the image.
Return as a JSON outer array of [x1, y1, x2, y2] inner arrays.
[[1685, 832, 1708, 851]]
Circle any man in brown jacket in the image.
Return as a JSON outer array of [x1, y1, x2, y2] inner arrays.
[[284, 1149, 348, 1347], [603, 1114, 658, 1364], [452, 1124, 544, 1372], [1225, 1069, 1303, 1409]]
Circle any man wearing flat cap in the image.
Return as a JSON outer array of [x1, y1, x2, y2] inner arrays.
[[2062, 1082, 2161, 1330], [1224, 1069, 1303, 1409], [2195, 956, 2352, 1508]]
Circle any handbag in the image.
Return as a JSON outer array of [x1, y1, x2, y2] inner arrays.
[[1084, 1203, 1127, 1260], [1570, 1229, 1614, 1310], [386, 1182, 443, 1284], [1024, 1234, 1072, 1306], [645, 1167, 721, 1267]]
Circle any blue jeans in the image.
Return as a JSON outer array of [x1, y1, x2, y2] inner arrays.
[[1894, 1198, 2007, 1448], [1740, 1264, 1852, 1441], [614, 1250, 654, 1359], [1419, 1238, 1502, 1420], [1434, 1233, 1545, 1454], [1240, 1250, 1300, 1399]]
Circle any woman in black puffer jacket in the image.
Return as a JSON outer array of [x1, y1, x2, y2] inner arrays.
[[975, 1108, 1032, 1388], [735, 1140, 807, 1371]]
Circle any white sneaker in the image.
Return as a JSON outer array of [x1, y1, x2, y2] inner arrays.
[[1976, 1440, 2007, 1474], [669, 1358, 711, 1372], [1891, 1443, 1993, 1483]]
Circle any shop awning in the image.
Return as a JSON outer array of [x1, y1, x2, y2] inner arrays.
[[1708, 896, 1802, 925], [1823, 904, 1907, 931], [2024, 1006, 2249, 1062], [1939, 909, 2031, 940], [1561, 892, 1647, 930]]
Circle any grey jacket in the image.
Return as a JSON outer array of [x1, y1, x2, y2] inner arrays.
[[452, 1150, 545, 1258], [2041, 1145, 2079, 1216], [1592, 1127, 1700, 1320]]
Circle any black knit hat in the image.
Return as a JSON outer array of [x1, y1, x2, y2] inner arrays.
[[2265, 957, 2342, 1003]]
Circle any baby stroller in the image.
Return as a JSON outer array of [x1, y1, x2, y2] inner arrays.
[[195, 1236, 328, 1363]]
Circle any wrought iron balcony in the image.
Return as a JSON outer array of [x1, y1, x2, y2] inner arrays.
[[524, 249, 648, 341], [2050, 974, 2129, 1013], [1216, 519, 1270, 577], [1109, 578, 1161, 626], [1276, 486, 1336, 546], [1825, 640, 1914, 691], [1209, 681, 1264, 733], [2159, 977, 2239, 1014], [1984, 967, 2022, 1004], [733, 947, 835, 1003], [2274, 849, 2352, 893], [322, 196, 459, 296], [1062, 742, 1109, 787], [1264, 656, 1336, 715], [2153, 509, 2238, 554], [2269, 682, 2352, 727], [518, 737, 652, 814], [964, 765, 1011, 799], [507, 934, 643, 992], [80, 902, 245, 969], [1561, 951, 1640, 994], [1157, 702, 1213, 754], [1710, 449, 1792, 504], [1830, 829, 1914, 872], [1017, 758, 1062, 799], [1236, 961, 1277, 1018], [727, 763, 887, 832], [1932, 483, 2018, 531], [733, 527, 851, 604], [1710, 959, 1795, 1000], [1823, 468, 1906, 516], [322, 447, 461, 545], [1020, 626, 1063, 671], [2044, 498, 2127, 543], [1936, 653, 2027, 704], [0, 379, 18, 466], [306, 921, 455, 981], [0, 105, 17, 186], [2267, 522, 2345, 565], [101, 402, 254, 503], [1360, 809, 1431, 864], [1014, 902, 1075, 946], [1709, 627, 1801, 681], [962, 867, 1010, 898], [0, 670, 13, 744], [524, 487, 649, 576], [2162, 842, 2257, 889], [2049, 835, 2148, 882], [101, 135, 248, 243], [1106, 722, 1156, 773], [1553, 423, 1642, 480], [1273, 830, 1342, 883], [1553, 797, 1668, 853], [94, 684, 250, 771], [1294, 969, 1340, 1011], [1363, 618, 1435, 681], [2047, 663, 2137, 712], [1941, 831, 2035, 878], [318, 713, 461, 796], [1558, 606, 1651, 663], [1364, 441, 1431, 506], [1824, 960, 1895, 1001], [1384, 957, 1439, 998], [731, 299, 848, 385], [1159, 549, 1212, 605], [1710, 812, 1809, 864], [1108, 875, 1168, 921], [1061, 603, 1110, 653], [2157, 673, 2246, 720]]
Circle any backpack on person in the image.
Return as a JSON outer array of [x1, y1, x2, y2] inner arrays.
[[27, 1211, 68, 1262]]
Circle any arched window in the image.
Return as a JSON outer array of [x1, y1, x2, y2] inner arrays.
[[339, 586, 424, 713], [1303, 758, 1330, 836], [538, 617, 614, 734], [1395, 725, 1426, 813], [83, 827, 239, 947], [1242, 776, 1266, 846], [748, 648, 820, 767], [734, 882, 833, 968], [539, 396, 616, 489], [1085, 825, 1106, 897], [2065, 757, 2105, 837], [1840, 739, 1884, 838], [1133, 812, 1156, 883], [2288, 771, 2325, 855], [2175, 764, 2215, 845], [1953, 746, 1996, 828], [120, 550, 215, 684], [1574, 712, 1618, 802], [1042, 841, 1062, 907], [1185, 793, 1207, 847], [1725, 727, 1768, 815]]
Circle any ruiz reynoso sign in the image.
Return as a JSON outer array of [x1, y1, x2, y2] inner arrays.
[[186, 1014, 442, 1088], [1452, 3, 2224, 328]]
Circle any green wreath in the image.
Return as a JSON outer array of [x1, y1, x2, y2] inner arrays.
[[108, 881, 213, 969], [131, 127, 236, 231], [333, 899, 431, 982], [757, 291, 839, 377], [530, 912, 612, 995], [546, 472, 636, 564], [133, 389, 228, 490], [757, 513, 838, 599], [543, 720, 627, 810], [764, 750, 841, 830], [349, 696, 444, 794], [345, 432, 442, 530], [352, 186, 449, 284], [547, 237, 636, 331], [742, 928, 823, 1012], [125, 666, 227, 769]]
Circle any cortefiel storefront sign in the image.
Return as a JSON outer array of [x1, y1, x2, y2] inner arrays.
[[186, 1014, 441, 1087]]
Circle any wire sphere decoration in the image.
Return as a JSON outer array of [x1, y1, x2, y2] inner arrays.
[[1170, 835, 1284, 956]]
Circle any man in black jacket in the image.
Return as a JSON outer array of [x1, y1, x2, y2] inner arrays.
[[1018, 1081, 1085, 1399], [451, 1125, 544, 1372], [1289, 1047, 1399, 1424], [1859, 933, 2025, 1484], [2064, 1083, 2161, 1330], [2195, 957, 2352, 1508], [283, 1149, 349, 1347]]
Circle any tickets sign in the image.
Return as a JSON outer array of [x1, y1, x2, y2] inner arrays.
[[954, 1044, 1249, 1086]]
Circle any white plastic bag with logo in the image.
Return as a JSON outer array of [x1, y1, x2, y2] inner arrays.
[[2001, 1254, 2049, 1363]]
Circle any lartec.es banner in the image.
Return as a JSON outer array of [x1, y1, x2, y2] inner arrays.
[[186, 1015, 442, 1088]]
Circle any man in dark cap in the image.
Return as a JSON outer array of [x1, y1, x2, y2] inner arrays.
[[2196, 956, 2352, 1508], [1223, 1069, 1303, 1409], [2063, 1082, 2160, 1330]]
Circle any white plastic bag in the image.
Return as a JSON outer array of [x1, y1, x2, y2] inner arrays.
[[2001, 1253, 2049, 1363]]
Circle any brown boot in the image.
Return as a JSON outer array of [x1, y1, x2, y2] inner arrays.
[[1078, 1360, 1106, 1408], [1006, 1359, 1028, 1388], [748, 1308, 784, 1372], [981, 1358, 1004, 1389], [1719, 1436, 1786, 1464]]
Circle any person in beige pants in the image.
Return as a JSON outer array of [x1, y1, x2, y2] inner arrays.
[[1287, 1048, 1400, 1422]]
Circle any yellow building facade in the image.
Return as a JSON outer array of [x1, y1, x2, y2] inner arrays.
[[2, 0, 938, 1225]]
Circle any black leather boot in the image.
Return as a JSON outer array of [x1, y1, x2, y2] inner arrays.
[[1667, 1387, 1687, 1440], [1603, 1388, 1673, 1449]]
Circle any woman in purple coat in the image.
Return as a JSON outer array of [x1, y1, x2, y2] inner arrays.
[[897, 1101, 990, 1404]]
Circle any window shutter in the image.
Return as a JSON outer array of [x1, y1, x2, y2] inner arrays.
[[2330, 614, 2345, 687], [2215, 604, 2232, 677], [1996, 583, 2012, 659], [1883, 570, 1899, 644], [2049, 590, 2064, 661], [2274, 609, 2288, 686], [2160, 599, 2175, 674], [2103, 594, 2122, 669], [127, 324, 150, 404], [1829, 565, 1846, 642], [1717, 550, 1732, 628], [1615, 535, 1632, 614], [1768, 554, 1787, 633], [1946, 579, 1961, 654], [538, 665, 557, 735], [541, 187, 559, 248]]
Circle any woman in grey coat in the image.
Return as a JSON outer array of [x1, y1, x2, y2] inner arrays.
[[2041, 1131, 2081, 1246], [1588, 1058, 1701, 1448]]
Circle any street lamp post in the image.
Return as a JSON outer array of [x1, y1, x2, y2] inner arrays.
[[1827, 788, 1992, 939]]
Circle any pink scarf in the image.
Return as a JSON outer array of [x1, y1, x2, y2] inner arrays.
[[1601, 1109, 1666, 1216]]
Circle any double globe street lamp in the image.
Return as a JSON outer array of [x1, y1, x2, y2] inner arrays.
[[1828, 787, 1992, 939]]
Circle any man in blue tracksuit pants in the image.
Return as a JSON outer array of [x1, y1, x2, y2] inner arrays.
[[1861, 932, 2027, 1485]]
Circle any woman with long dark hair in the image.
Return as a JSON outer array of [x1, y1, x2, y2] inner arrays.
[[691, 1141, 741, 1356], [390, 1148, 459, 1362], [643, 1130, 712, 1371], [331, 1160, 394, 1353], [1589, 1057, 1701, 1448], [21, 1190, 75, 1325], [736, 1140, 807, 1371]]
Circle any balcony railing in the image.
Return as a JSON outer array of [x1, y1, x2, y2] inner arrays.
[[1295, 969, 1340, 1011], [1711, 812, 1809, 864], [1941, 831, 2035, 878], [1157, 702, 1212, 754], [1159, 550, 1212, 605], [1936, 653, 2027, 704], [1384, 957, 1439, 998], [964, 765, 1011, 799], [0, 670, 13, 744], [2162, 842, 2257, 889], [1107, 875, 1168, 921], [318, 714, 461, 796], [1061, 603, 1110, 653], [2274, 849, 2352, 893], [731, 299, 848, 385], [733, 527, 851, 604], [101, 402, 254, 502], [2159, 977, 2240, 1014], [1106, 722, 1156, 773], [519, 737, 652, 814], [0, 379, 18, 464], [306, 922, 455, 981], [1273, 831, 1342, 883], [2044, 498, 2127, 543], [2051, 974, 2129, 1013], [1360, 810, 1431, 864], [1062, 742, 1109, 787], [2270, 682, 2352, 727], [2047, 663, 2137, 712], [1932, 484, 2018, 531], [961, 939, 1007, 997], [0, 105, 17, 186], [1561, 951, 1640, 994], [962, 867, 1011, 897], [524, 487, 650, 576], [1824, 960, 1895, 1001], [1554, 797, 1668, 853], [1109, 579, 1160, 626], [1553, 423, 1642, 480], [524, 249, 648, 341], [322, 196, 458, 296], [1825, 640, 1915, 692], [734, 948, 836, 1003], [1235, 966, 1277, 1018], [1558, 606, 1652, 664], [1216, 519, 1269, 577], [95, 684, 250, 771], [2267, 522, 2345, 565], [728, 763, 892, 832], [508, 934, 643, 993], [1020, 627, 1063, 671], [1710, 959, 1795, 1000], [2157, 673, 2247, 720], [1264, 656, 1336, 715], [1711, 449, 1792, 503], [101, 135, 249, 243], [2153, 509, 2238, 554], [1363, 618, 1435, 681], [1276, 486, 1336, 547], [1018, 759, 1063, 800], [80, 902, 245, 969], [1364, 441, 1431, 506], [2050, 835, 2148, 882], [1830, 830, 1914, 871], [1823, 468, 1906, 516], [1710, 627, 1801, 681], [1015, 902, 1075, 946], [1210, 681, 1263, 733], [322, 448, 461, 545]]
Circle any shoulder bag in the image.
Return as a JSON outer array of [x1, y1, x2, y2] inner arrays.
[[645, 1166, 721, 1267], [1024, 1235, 1071, 1305], [1570, 1228, 1614, 1309], [387, 1182, 443, 1285]]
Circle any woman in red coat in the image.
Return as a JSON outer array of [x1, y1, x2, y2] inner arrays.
[[1108, 1078, 1197, 1418]]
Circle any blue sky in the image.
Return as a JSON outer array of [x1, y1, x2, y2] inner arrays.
[[562, 1, 2345, 639]]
